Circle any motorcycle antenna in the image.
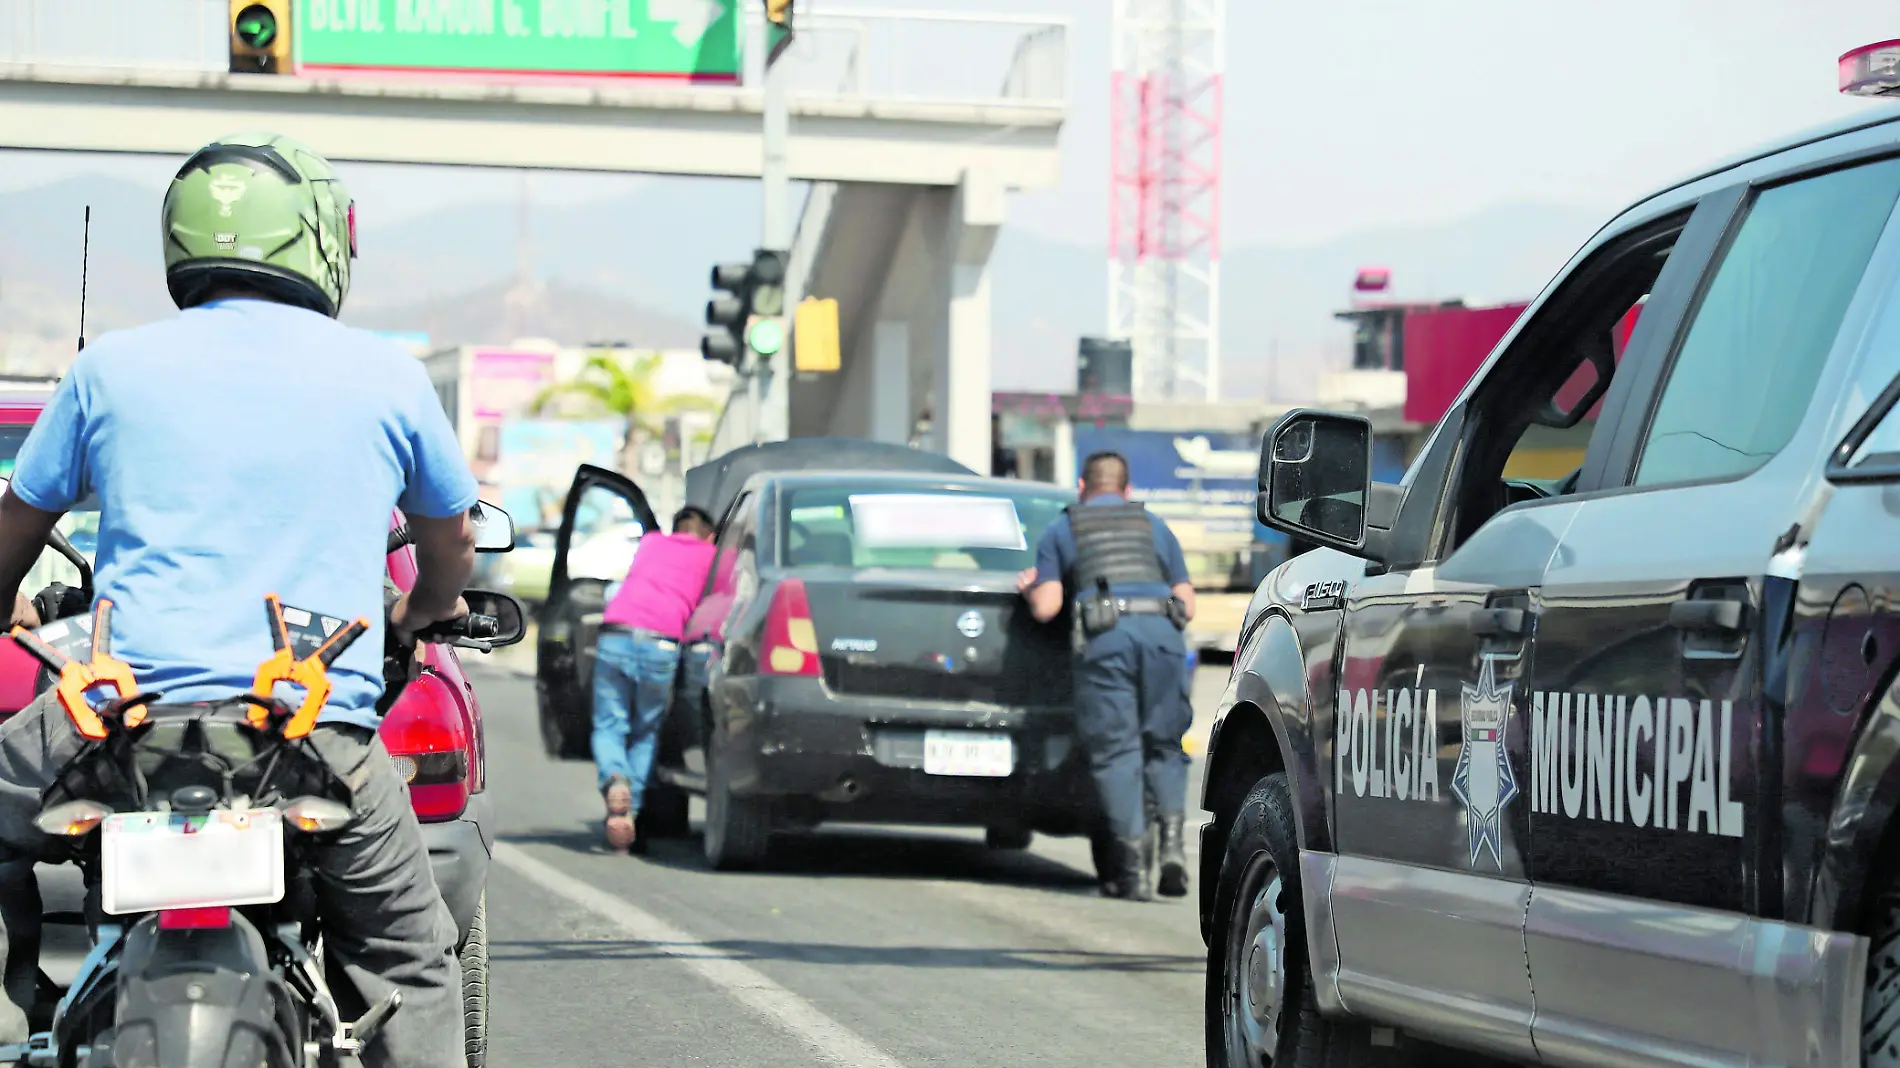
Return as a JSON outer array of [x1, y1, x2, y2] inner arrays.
[[76, 206, 92, 353]]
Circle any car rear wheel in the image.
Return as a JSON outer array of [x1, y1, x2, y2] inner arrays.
[[985, 823, 1033, 851], [704, 737, 771, 871], [1862, 862, 1900, 1064], [1207, 773, 1413, 1068], [461, 891, 490, 1068]]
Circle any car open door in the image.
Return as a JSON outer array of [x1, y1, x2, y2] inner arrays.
[[534, 464, 658, 761]]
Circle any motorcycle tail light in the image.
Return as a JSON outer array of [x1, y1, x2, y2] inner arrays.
[[158, 907, 230, 930], [761, 578, 821, 677], [34, 799, 112, 837], [379, 672, 471, 823], [283, 796, 352, 833]]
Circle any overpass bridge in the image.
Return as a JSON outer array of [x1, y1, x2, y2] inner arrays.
[[0, 0, 1069, 472]]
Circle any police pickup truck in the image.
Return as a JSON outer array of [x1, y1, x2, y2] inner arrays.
[[1201, 98, 1900, 1068]]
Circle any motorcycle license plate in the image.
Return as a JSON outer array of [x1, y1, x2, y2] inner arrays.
[[100, 809, 285, 917], [923, 731, 1014, 777]]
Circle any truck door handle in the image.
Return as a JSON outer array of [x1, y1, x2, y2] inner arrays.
[[1468, 608, 1528, 638], [1669, 598, 1747, 634]]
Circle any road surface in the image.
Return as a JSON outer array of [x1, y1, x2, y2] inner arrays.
[[477, 662, 1226, 1068]]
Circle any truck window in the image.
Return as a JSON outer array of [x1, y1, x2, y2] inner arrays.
[[1436, 211, 1691, 556], [1633, 157, 1900, 487]]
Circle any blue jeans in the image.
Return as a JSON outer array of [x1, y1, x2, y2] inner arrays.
[[591, 630, 680, 799]]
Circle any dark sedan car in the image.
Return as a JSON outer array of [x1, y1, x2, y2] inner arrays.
[[537, 451, 1103, 870]]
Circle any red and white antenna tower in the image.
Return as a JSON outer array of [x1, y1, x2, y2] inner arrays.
[[1109, 0, 1225, 404]]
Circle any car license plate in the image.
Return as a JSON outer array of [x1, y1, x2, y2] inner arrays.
[[100, 808, 285, 917], [923, 731, 1014, 777]]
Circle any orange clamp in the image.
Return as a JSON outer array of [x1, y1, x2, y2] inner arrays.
[[9, 599, 144, 740], [249, 594, 369, 739]]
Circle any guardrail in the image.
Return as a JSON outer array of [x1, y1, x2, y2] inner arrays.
[[0, 1, 1068, 109]]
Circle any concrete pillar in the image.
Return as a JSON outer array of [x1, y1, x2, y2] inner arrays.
[[1053, 417, 1077, 488], [929, 171, 1004, 472], [869, 321, 910, 445]]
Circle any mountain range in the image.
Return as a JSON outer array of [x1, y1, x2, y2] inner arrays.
[[0, 174, 1609, 399]]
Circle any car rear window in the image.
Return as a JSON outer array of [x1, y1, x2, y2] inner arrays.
[[781, 484, 1071, 572]]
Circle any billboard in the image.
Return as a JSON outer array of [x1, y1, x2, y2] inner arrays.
[[297, 0, 741, 82], [1071, 428, 1259, 538], [492, 419, 626, 531], [469, 349, 556, 421]]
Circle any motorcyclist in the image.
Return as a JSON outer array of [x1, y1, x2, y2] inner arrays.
[[0, 132, 475, 1068]]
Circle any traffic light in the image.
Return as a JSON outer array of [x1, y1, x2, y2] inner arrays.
[[229, 0, 291, 74], [702, 262, 750, 366]]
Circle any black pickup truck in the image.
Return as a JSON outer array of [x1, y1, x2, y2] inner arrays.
[[1202, 104, 1900, 1067]]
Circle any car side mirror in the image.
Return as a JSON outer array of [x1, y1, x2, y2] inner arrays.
[[1258, 409, 1373, 554], [470, 501, 516, 553], [460, 588, 527, 648], [1827, 369, 1900, 485]]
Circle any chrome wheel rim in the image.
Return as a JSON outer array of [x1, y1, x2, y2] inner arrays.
[[1225, 857, 1287, 1065]]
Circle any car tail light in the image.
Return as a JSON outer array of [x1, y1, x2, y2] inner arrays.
[[379, 672, 471, 822], [762, 578, 821, 677], [158, 907, 230, 930]]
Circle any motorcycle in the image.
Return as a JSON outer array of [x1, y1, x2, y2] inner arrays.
[[0, 546, 525, 1066]]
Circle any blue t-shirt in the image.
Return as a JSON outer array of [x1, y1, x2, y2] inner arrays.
[[11, 299, 478, 729], [1032, 494, 1191, 602]]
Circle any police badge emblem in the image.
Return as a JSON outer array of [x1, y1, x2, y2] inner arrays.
[[1451, 656, 1519, 870]]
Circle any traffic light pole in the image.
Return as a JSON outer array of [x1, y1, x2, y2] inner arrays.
[[752, 30, 790, 440]]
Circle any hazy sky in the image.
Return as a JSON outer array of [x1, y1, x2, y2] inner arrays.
[[2, 0, 1895, 249]]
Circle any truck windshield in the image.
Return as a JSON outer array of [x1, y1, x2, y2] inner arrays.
[[781, 483, 1072, 572]]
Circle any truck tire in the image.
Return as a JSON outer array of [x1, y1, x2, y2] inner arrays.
[[1206, 773, 1414, 1068], [704, 739, 771, 871], [461, 892, 490, 1068], [1865, 868, 1900, 1064]]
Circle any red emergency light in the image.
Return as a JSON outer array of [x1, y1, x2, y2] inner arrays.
[[1354, 268, 1391, 293], [1841, 41, 1900, 98]]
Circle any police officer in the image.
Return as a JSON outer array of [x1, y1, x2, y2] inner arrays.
[[1017, 451, 1195, 901]]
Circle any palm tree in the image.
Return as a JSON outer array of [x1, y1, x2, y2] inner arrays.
[[533, 349, 716, 476]]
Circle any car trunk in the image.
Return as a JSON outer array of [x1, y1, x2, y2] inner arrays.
[[796, 570, 1072, 708]]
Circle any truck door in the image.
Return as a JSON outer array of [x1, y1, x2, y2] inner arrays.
[[535, 464, 658, 760], [1523, 156, 1900, 1064]]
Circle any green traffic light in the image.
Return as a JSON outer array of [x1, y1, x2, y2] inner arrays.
[[748, 318, 785, 357], [235, 5, 278, 48]]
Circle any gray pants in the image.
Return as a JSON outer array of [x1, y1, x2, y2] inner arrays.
[[0, 691, 467, 1068]]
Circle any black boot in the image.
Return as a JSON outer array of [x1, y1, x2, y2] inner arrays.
[[1156, 815, 1190, 898], [1108, 836, 1153, 901]]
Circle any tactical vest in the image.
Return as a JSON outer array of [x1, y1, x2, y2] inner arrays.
[[1066, 501, 1166, 593]]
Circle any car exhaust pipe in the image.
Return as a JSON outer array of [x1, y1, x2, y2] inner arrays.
[[820, 776, 862, 802]]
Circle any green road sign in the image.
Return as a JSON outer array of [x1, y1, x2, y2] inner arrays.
[[297, 0, 741, 82]]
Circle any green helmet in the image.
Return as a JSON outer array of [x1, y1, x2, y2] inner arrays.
[[162, 132, 356, 317]]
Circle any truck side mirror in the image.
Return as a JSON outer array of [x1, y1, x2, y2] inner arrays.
[[1258, 409, 1373, 554]]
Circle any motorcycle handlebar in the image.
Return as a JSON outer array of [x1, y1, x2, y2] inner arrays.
[[411, 613, 498, 643]]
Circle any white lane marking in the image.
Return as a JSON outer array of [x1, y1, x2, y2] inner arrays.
[[492, 842, 908, 1068]]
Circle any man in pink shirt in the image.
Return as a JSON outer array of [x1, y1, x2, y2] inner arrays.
[[595, 505, 719, 853]]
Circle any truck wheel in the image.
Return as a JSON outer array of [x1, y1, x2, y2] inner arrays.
[[1865, 868, 1900, 1064], [461, 892, 490, 1068], [704, 739, 771, 871], [1207, 773, 1408, 1068]]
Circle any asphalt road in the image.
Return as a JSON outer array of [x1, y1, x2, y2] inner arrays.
[[475, 661, 1228, 1068]]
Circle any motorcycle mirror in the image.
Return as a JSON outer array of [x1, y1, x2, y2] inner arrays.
[[470, 501, 516, 554], [458, 588, 527, 648]]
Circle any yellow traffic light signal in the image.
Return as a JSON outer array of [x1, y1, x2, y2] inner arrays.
[[229, 0, 291, 74], [793, 297, 840, 373], [764, 0, 793, 28]]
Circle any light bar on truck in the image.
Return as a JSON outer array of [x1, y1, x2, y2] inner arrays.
[[1841, 40, 1900, 97]]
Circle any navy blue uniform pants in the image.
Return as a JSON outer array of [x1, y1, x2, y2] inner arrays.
[[1073, 617, 1192, 839]]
